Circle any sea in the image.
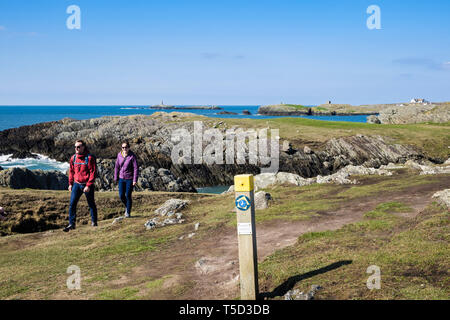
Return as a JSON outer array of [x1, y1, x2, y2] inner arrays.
[[0, 105, 369, 193], [0, 105, 369, 132]]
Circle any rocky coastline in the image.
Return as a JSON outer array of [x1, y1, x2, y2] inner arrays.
[[259, 102, 450, 124], [367, 103, 450, 124], [258, 104, 380, 116], [0, 113, 438, 192], [148, 105, 222, 110]]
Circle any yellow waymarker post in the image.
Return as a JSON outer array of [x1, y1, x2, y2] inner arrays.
[[234, 174, 258, 300]]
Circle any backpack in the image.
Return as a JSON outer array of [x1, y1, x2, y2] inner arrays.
[[72, 154, 98, 179]]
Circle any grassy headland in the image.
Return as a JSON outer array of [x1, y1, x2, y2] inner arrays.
[[198, 116, 450, 160], [0, 113, 448, 300], [258, 102, 450, 118], [258, 103, 385, 115], [0, 169, 448, 299]]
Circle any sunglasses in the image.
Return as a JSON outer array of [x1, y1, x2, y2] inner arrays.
[[75, 145, 83, 149], [122, 146, 129, 149]]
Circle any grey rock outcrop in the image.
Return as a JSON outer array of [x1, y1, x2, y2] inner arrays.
[[254, 172, 314, 189], [379, 163, 405, 170], [0, 167, 68, 190], [0, 115, 432, 189], [376, 103, 450, 124], [95, 159, 196, 192], [145, 213, 185, 230], [221, 185, 235, 194], [155, 198, 190, 216], [10, 151, 39, 159], [254, 191, 272, 210], [367, 115, 381, 124], [217, 111, 238, 115], [338, 165, 392, 176], [255, 163, 395, 188], [405, 160, 450, 175], [432, 189, 450, 209], [0, 158, 196, 192], [284, 285, 322, 300], [324, 135, 423, 170], [316, 171, 356, 185], [146, 198, 189, 230]]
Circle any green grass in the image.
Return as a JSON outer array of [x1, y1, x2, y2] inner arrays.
[[364, 202, 413, 218], [97, 287, 140, 300], [299, 230, 335, 241], [0, 171, 448, 299], [283, 104, 308, 109], [259, 202, 449, 300], [146, 277, 168, 290]]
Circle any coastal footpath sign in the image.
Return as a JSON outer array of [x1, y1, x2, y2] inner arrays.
[[234, 174, 258, 300]]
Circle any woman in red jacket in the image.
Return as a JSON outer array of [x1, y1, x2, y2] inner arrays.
[[64, 140, 98, 232]]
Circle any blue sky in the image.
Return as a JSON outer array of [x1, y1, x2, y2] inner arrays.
[[0, 0, 449, 105]]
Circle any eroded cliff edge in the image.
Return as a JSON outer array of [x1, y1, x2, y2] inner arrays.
[[0, 112, 437, 191]]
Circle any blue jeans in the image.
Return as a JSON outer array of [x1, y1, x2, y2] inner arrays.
[[69, 183, 97, 225], [119, 179, 133, 215]]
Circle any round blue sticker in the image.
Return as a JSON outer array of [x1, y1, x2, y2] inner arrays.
[[235, 195, 251, 211]]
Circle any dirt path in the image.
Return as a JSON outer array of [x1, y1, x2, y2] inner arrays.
[[127, 175, 449, 300]]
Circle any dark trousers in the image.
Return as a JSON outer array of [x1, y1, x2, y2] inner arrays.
[[69, 183, 97, 225], [118, 178, 133, 215]]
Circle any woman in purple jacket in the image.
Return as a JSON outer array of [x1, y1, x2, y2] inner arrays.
[[114, 141, 139, 218]]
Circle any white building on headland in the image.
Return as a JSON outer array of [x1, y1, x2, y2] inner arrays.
[[410, 98, 430, 104]]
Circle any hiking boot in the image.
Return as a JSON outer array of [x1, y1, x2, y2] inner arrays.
[[91, 222, 98, 227], [63, 224, 75, 232]]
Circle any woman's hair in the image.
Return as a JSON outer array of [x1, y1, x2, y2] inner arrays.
[[121, 141, 130, 148]]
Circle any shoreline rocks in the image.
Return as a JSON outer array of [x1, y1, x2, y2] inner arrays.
[[217, 111, 238, 115], [149, 105, 222, 110], [258, 105, 378, 116], [367, 115, 381, 124], [95, 159, 196, 192], [0, 167, 68, 190], [0, 161, 196, 192], [0, 115, 437, 189], [367, 103, 450, 124]]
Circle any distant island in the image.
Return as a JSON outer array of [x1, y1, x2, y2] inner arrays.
[[120, 105, 223, 110], [258, 103, 381, 116], [148, 105, 223, 110], [258, 101, 450, 124]]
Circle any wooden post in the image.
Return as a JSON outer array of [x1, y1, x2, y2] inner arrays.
[[234, 174, 258, 300]]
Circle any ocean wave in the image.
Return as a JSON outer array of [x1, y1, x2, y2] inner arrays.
[[0, 154, 69, 173]]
